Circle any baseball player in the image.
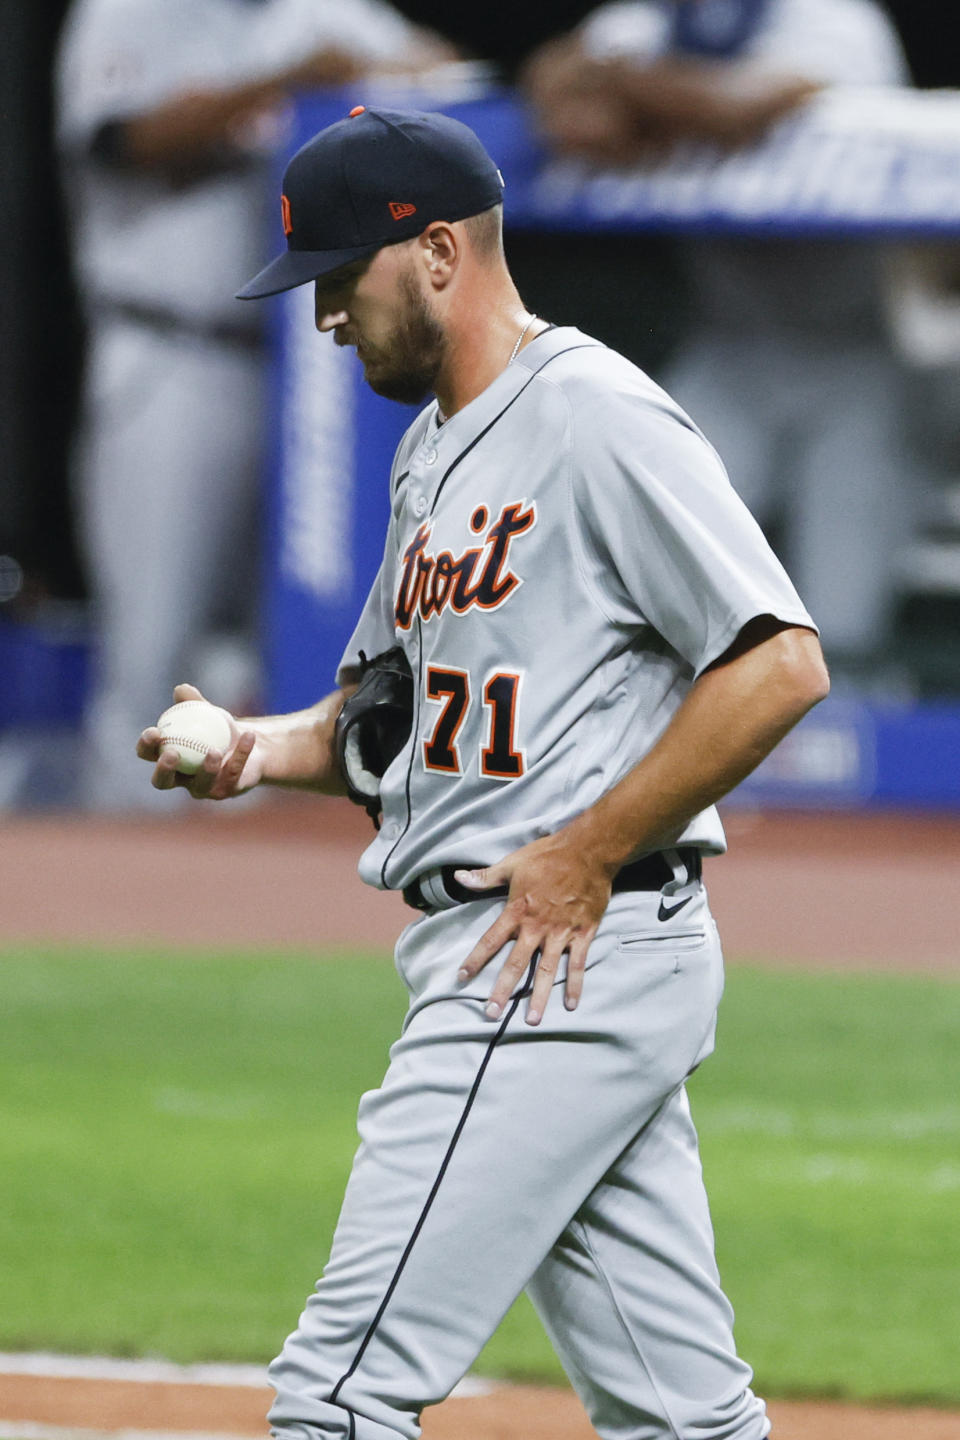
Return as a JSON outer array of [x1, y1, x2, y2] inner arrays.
[[139, 108, 829, 1440], [56, 0, 447, 810], [522, 0, 914, 692]]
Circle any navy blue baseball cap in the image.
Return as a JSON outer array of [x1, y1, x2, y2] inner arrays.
[[236, 105, 505, 300]]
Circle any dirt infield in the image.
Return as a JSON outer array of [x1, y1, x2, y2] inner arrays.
[[3, 797, 959, 1439], [2, 1366, 960, 1440], [3, 794, 960, 968]]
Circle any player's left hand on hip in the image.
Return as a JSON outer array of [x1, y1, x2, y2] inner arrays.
[[454, 837, 611, 1026]]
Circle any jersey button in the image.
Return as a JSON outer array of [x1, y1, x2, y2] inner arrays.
[[414, 494, 427, 517], [382, 821, 401, 839], [424, 448, 438, 465]]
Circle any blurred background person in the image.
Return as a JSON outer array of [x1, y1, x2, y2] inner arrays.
[[522, 0, 916, 695], [3, 1, 955, 809], [55, 0, 451, 811], [882, 241, 960, 693]]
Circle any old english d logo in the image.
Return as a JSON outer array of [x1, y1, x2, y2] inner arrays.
[[281, 194, 293, 237], [389, 202, 417, 221]]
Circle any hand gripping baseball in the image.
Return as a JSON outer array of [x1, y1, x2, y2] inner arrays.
[[136, 683, 262, 800], [454, 834, 613, 1025]]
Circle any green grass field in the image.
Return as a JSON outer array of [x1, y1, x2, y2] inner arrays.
[[2, 947, 959, 1405]]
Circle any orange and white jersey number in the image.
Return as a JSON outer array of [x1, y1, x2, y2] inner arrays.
[[423, 665, 525, 780]]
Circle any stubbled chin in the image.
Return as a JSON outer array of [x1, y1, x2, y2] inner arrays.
[[368, 372, 433, 405]]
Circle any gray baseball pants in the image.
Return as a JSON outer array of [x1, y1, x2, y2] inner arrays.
[[268, 878, 770, 1440], [75, 316, 263, 810]]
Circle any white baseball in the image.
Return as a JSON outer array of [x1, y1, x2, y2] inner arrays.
[[155, 700, 235, 775]]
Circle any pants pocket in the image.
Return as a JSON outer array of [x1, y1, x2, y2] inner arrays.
[[617, 928, 708, 954]]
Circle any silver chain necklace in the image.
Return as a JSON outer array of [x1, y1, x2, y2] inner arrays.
[[437, 315, 540, 426], [509, 313, 538, 364]]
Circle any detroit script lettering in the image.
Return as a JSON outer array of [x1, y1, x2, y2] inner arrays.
[[395, 501, 536, 630]]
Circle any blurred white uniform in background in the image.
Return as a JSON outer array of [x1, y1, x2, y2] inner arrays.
[[56, 0, 426, 809], [580, 0, 912, 685]]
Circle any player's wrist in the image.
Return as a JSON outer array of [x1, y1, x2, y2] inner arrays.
[[237, 723, 293, 787], [238, 702, 344, 791], [560, 811, 634, 880]]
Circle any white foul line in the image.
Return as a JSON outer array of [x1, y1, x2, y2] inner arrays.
[[0, 1425, 251, 1440], [0, 1351, 497, 1398], [0, 1356, 268, 1389]]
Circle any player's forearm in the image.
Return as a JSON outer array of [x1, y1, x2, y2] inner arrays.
[[112, 51, 359, 171], [111, 81, 284, 169], [609, 59, 822, 145], [562, 622, 829, 872], [524, 34, 819, 159], [240, 689, 349, 794]]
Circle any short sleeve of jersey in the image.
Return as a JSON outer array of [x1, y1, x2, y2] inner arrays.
[[258, 0, 420, 64], [56, 0, 423, 156], [240, 0, 420, 73], [55, 0, 195, 151], [580, 0, 908, 86], [745, 0, 909, 86], [568, 380, 816, 677], [580, 1, 671, 63]]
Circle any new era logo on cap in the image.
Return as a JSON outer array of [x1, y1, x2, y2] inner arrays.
[[237, 106, 505, 300]]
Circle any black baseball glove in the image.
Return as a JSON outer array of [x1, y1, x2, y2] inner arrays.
[[335, 646, 414, 827]]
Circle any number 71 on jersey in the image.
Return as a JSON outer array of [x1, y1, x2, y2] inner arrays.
[[423, 666, 525, 780]]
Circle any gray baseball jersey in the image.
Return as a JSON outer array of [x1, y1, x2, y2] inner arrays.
[[57, 0, 418, 324], [577, 0, 910, 665], [56, 0, 420, 809], [581, 0, 908, 85], [339, 325, 814, 890], [271, 326, 810, 1440]]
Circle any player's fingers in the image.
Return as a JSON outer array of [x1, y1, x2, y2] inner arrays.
[[137, 727, 163, 761], [172, 682, 207, 704], [151, 749, 182, 790], [208, 731, 256, 800], [484, 937, 539, 1020], [186, 749, 223, 799], [453, 863, 510, 894], [456, 911, 520, 981], [454, 858, 515, 892], [562, 929, 596, 1012], [525, 934, 567, 1026]]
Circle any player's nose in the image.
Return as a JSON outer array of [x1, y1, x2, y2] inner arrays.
[[315, 304, 350, 333]]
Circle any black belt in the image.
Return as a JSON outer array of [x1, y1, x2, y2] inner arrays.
[[402, 847, 702, 914], [98, 298, 266, 352]]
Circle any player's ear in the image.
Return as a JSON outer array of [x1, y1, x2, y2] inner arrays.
[[419, 222, 459, 291]]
